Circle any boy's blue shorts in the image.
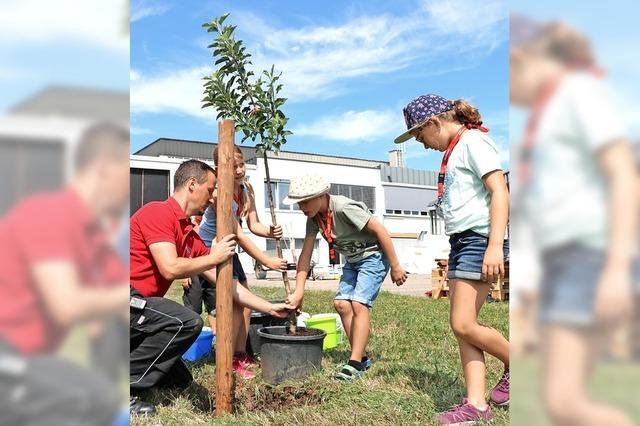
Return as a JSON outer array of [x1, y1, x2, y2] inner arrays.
[[335, 252, 390, 307]]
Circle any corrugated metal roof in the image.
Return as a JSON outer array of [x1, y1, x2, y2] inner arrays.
[[134, 139, 257, 164], [135, 138, 388, 168], [380, 165, 438, 186]]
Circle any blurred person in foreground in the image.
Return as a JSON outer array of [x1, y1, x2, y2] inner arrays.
[[0, 122, 130, 425], [128, 159, 293, 416], [511, 15, 639, 425]]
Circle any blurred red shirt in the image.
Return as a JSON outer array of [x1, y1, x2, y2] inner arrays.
[[0, 187, 127, 354], [129, 197, 209, 298]]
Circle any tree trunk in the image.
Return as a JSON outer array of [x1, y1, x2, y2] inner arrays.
[[262, 149, 297, 333]]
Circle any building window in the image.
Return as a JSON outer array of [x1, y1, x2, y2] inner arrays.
[[130, 168, 170, 215], [330, 183, 376, 211], [264, 180, 300, 211], [266, 238, 320, 263], [0, 138, 64, 215]]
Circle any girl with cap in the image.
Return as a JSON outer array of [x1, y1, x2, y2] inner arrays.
[[396, 94, 510, 424], [186, 145, 287, 379], [283, 175, 407, 381]]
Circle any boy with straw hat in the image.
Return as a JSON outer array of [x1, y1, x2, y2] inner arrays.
[[283, 175, 407, 380]]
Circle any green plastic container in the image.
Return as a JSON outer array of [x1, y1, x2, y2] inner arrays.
[[304, 315, 338, 350]]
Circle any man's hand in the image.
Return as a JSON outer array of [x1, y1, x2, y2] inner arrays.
[[391, 264, 408, 286], [181, 277, 192, 290], [286, 290, 304, 310], [482, 244, 504, 283], [268, 302, 296, 318], [265, 256, 288, 272], [269, 224, 283, 239], [210, 234, 237, 264]]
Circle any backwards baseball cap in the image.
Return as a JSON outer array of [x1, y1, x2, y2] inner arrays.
[[394, 94, 453, 144]]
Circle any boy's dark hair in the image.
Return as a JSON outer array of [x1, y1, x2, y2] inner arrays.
[[174, 159, 215, 189], [74, 122, 128, 172]]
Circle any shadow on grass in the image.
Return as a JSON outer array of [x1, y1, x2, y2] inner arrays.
[[323, 345, 383, 366], [370, 364, 466, 411]]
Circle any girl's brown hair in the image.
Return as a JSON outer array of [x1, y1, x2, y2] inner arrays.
[[212, 145, 254, 218], [435, 99, 483, 127], [521, 22, 595, 68]]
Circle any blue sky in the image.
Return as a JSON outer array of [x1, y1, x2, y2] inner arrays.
[[131, 0, 510, 171], [509, 1, 640, 142], [0, 0, 129, 113]]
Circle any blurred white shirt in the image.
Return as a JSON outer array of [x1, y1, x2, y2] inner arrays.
[[525, 71, 626, 250]]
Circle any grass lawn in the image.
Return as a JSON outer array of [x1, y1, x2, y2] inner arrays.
[[131, 285, 509, 425], [511, 355, 640, 425]]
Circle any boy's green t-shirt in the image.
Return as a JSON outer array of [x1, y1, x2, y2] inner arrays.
[[305, 195, 378, 263]]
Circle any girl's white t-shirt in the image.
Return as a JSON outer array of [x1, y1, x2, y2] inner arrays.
[[524, 72, 626, 250], [441, 129, 502, 236]]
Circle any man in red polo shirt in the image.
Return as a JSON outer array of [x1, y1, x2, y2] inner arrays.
[[0, 122, 129, 425], [129, 159, 292, 415]]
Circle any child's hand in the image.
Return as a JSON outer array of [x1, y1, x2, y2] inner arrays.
[[286, 291, 304, 310], [269, 302, 296, 318], [595, 266, 633, 323], [482, 245, 504, 283], [266, 257, 288, 271], [269, 224, 283, 239], [182, 277, 192, 289], [391, 265, 407, 286]]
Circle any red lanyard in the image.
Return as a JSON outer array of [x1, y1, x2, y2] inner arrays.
[[519, 67, 604, 186], [315, 196, 336, 262], [437, 123, 489, 198], [518, 73, 566, 186]]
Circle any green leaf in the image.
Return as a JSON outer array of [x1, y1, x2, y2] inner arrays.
[[219, 13, 230, 25]]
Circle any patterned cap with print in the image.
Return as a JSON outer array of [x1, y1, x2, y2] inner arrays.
[[394, 94, 453, 144]]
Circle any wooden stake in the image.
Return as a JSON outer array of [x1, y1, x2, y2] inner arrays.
[[215, 119, 235, 416], [262, 149, 297, 333]]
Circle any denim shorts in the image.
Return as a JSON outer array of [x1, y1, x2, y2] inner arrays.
[[539, 243, 640, 327], [447, 230, 509, 281], [335, 252, 390, 307]]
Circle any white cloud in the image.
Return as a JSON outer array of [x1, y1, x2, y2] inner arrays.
[[132, 0, 506, 117], [131, 0, 171, 22], [0, 0, 129, 52], [293, 109, 405, 143], [131, 126, 156, 135], [130, 66, 217, 120]]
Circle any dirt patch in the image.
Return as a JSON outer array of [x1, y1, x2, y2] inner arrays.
[[234, 381, 324, 413]]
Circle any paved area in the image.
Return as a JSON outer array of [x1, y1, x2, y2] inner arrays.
[[247, 271, 430, 297]]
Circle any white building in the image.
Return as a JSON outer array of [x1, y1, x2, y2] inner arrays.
[[0, 86, 128, 215], [131, 138, 450, 275]]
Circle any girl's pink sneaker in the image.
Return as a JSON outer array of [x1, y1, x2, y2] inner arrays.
[[489, 368, 510, 406], [434, 398, 493, 425]]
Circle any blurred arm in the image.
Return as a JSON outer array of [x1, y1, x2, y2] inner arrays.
[[32, 261, 127, 327], [599, 140, 638, 269]]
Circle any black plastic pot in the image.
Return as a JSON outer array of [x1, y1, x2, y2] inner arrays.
[[246, 305, 288, 355], [257, 326, 326, 384]]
